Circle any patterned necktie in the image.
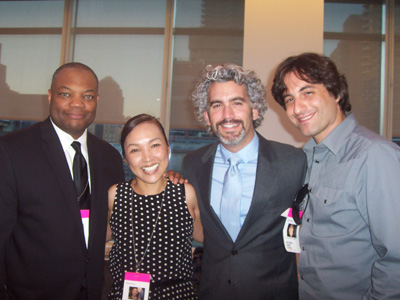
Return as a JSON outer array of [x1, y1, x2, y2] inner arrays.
[[220, 156, 242, 241], [71, 141, 90, 209]]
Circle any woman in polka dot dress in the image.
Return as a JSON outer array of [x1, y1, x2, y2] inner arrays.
[[106, 114, 203, 300]]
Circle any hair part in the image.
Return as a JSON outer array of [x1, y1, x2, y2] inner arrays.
[[271, 52, 351, 113], [51, 62, 99, 91], [192, 63, 267, 132], [120, 114, 168, 158]]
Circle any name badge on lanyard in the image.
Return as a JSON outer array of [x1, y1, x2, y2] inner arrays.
[[281, 208, 301, 253], [122, 272, 151, 300], [80, 209, 90, 248]]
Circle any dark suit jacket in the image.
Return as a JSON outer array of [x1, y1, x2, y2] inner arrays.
[[182, 133, 306, 300], [0, 118, 124, 300]]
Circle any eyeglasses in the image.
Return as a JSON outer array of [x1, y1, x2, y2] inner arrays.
[[291, 183, 310, 225]]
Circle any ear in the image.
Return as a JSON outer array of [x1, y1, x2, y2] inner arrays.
[[47, 89, 52, 104], [203, 110, 211, 126], [252, 106, 259, 121]]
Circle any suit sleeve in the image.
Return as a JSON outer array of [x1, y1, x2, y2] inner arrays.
[[0, 142, 18, 289]]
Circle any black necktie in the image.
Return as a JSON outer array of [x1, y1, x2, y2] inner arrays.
[[71, 141, 90, 209]]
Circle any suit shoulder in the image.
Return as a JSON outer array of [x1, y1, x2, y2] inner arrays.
[[259, 135, 304, 158], [183, 142, 217, 165], [0, 122, 42, 147]]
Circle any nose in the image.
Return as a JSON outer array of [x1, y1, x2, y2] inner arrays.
[[70, 95, 85, 108], [223, 104, 234, 119], [293, 98, 306, 115], [141, 148, 153, 162]]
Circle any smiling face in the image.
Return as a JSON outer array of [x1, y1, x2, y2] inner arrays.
[[123, 121, 170, 188], [203, 81, 259, 152], [131, 288, 138, 297], [283, 72, 345, 144], [48, 67, 98, 139]]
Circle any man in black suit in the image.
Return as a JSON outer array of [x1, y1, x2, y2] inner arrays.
[[182, 64, 306, 300], [0, 63, 125, 300]]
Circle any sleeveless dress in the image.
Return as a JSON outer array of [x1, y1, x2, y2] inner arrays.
[[108, 179, 198, 300]]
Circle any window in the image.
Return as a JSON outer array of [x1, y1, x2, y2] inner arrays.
[[324, 0, 399, 143], [169, 0, 244, 172], [0, 0, 245, 176]]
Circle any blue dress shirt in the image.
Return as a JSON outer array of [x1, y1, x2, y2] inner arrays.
[[210, 132, 259, 229]]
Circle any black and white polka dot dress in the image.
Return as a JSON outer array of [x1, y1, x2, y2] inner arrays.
[[108, 179, 198, 300]]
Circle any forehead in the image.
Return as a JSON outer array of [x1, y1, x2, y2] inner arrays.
[[208, 81, 248, 99], [53, 68, 97, 88], [127, 121, 166, 142], [283, 72, 324, 92]]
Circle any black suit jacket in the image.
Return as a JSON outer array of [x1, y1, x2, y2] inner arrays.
[[0, 118, 124, 300], [182, 133, 306, 300]]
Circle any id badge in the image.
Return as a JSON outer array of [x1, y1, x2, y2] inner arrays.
[[122, 272, 150, 300], [80, 209, 90, 248], [281, 208, 301, 253]]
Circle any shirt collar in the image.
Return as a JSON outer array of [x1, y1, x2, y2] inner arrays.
[[50, 117, 88, 153], [219, 131, 259, 164], [304, 113, 358, 156]]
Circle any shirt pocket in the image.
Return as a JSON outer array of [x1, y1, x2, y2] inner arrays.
[[309, 185, 360, 238]]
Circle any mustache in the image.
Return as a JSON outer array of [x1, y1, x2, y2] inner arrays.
[[216, 119, 244, 127]]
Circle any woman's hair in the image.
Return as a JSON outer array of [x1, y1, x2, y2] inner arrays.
[[271, 52, 351, 113], [120, 114, 168, 157], [128, 287, 138, 297], [192, 63, 267, 132]]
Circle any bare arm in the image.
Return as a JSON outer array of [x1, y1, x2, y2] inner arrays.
[[184, 182, 203, 243], [106, 184, 117, 242]]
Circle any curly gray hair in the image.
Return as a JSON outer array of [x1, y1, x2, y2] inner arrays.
[[192, 63, 267, 131]]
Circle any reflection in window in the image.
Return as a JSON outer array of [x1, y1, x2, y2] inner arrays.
[[0, 0, 244, 176], [0, 0, 63, 121], [393, 0, 400, 139], [324, 1, 383, 134], [72, 0, 166, 123], [168, 0, 244, 173]]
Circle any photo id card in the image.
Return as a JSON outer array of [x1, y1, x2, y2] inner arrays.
[[80, 209, 90, 248], [122, 272, 150, 300], [281, 208, 301, 253]]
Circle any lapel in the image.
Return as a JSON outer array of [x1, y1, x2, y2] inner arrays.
[[86, 134, 100, 251], [236, 133, 281, 242], [40, 118, 87, 250], [196, 143, 234, 242]]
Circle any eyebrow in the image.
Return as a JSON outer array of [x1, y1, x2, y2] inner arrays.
[[283, 85, 315, 98], [57, 86, 96, 93], [126, 137, 163, 147], [209, 97, 246, 105]]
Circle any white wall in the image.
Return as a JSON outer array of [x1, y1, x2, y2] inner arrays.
[[243, 0, 324, 147]]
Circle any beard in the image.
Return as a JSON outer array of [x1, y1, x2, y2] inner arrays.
[[214, 119, 246, 146]]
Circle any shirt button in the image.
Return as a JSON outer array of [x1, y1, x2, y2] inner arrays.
[[315, 160, 320, 163], [307, 218, 310, 222], [301, 275, 304, 280], [232, 250, 238, 256], [302, 246, 305, 251]]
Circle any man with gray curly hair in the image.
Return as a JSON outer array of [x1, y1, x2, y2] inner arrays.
[[183, 64, 306, 299]]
